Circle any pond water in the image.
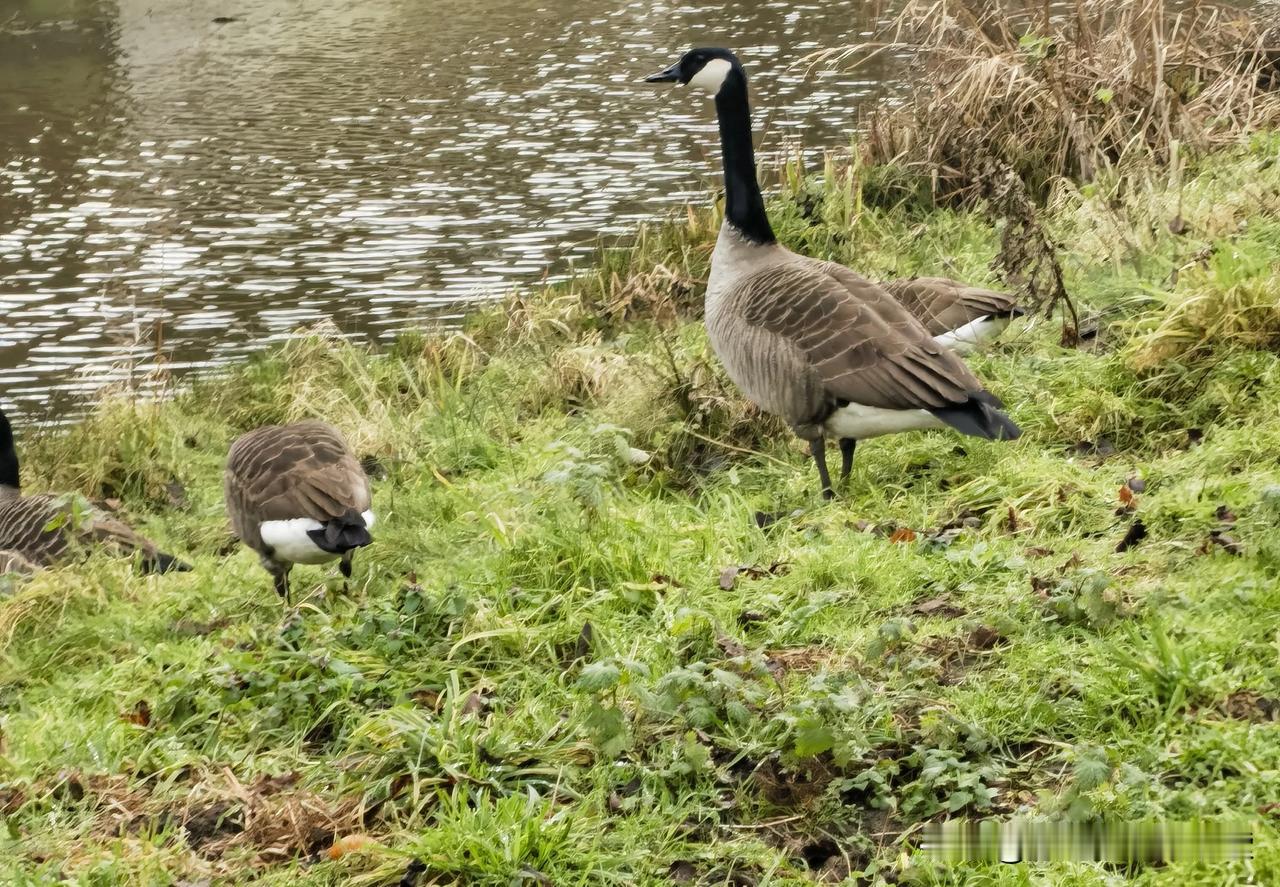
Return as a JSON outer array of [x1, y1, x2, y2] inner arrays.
[[0, 0, 1259, 412], [0, 0, 907, 411]]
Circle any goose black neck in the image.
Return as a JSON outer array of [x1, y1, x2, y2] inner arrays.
[[714, 68, 775, 245], [0, 412, 18, 491]]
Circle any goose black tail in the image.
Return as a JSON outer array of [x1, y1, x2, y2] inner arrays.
[[307, 508, 373, 554], [930, 392, 1021, 441], [142, 551, 193, 575]]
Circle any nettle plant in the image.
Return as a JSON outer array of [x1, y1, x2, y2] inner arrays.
[[543, 423, 650, 512]]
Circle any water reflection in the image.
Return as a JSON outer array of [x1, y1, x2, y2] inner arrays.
[[2, 0, 899, 410]]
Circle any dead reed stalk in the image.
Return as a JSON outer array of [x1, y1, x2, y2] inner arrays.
[[855, 0, 1280, 196]]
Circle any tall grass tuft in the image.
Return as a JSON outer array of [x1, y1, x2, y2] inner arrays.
[[848, 0, 1280, 199]]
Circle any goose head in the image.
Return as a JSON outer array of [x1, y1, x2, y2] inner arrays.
[[644, 47, 742, 97]]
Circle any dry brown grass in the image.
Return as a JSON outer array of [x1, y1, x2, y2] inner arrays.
[[48, 768, 368, 874], [844, 0, 1280, 197]]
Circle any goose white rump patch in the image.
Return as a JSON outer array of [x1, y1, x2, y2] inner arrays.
[[691, 58, 733, 95], [824, 403, 945, 440], [260, 510, 375, 565], [932, 315, 1008, 355]]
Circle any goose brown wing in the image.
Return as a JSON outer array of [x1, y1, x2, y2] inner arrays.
[[883, 277, 1018, 336], [737, 261, 986, 410], [0, 495, 163, 565], [0, 496, 71, 565], [227, 421, 370, 523], [82, 511, 165, 560]]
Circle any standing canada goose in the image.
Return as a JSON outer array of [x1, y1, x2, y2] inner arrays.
[[225, 420, 374, 600], [645, 49, 1020, 498], [882, 277, 1024, 355], [0, 407, 190, 573]]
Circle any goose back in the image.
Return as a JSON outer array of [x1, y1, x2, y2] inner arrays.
[[0, 496, 71, 565], [225, 420, 371, 556]]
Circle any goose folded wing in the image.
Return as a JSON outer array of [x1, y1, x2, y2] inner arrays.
[[232, 430, 371, 523], [0, 495, 151, 564], [0, 496, 70, 564], [738, 262, 987, 410], [82, 511, 162, 559], [883, 277, 1018, 336]]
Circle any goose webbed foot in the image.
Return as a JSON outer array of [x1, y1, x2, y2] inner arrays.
[[839, 437, 858, 484], [809, 437, 835, 500]]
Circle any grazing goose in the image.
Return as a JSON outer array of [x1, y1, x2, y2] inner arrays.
[[645, 49, 1020, 498], [0, 407, 190, 573], [225, 420, 373, 600], [882, 277, 1024, 355]]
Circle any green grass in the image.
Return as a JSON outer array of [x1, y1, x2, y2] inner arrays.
[[3, 134, 1280, 885]]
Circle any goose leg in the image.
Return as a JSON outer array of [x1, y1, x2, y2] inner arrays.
[[809, 437, 835, 500], [839, 438, 858, 483], [269, 564, 290, 602], [340, 551, 353, 593]]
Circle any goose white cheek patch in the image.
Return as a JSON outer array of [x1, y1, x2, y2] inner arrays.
[[689, 58, 733, 95]]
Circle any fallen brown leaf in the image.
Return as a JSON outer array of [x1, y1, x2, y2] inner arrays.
[[460, 691, 489, 717], [411, 688, 442, 710], [122, 700, 151, 727], [967, 625, 1005, 651], [889, 527, 918, 544], [0, 787, 27, 815], [914, 596, 965, 618], [719, 563, 789, 590], [165, 481, 189, 509], [1221, 691, 1279, 722], [1118, 485, 1136, 510], [327, 833, 379, 860], [716, 633, 748, 659]]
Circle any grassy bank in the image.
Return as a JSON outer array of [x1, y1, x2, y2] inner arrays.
[[3, 133, 1280, 886]]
